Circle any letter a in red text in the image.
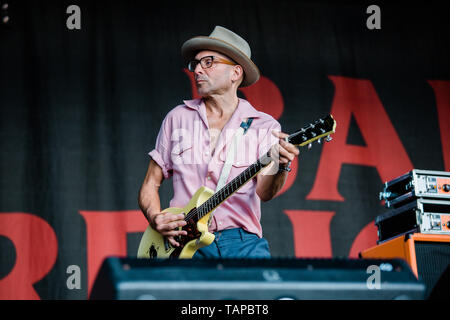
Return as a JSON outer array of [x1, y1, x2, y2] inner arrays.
[[428, 80, 450, 171], [307, 76, 414, 201]]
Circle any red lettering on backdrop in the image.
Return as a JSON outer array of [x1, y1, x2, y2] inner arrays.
[[348, 221, 378, 258], [183, 68, 202, 100], [428, 80, 450, 171], [307, 76, 414, 201], [284, 210, 335, 257], [79, 210, 148, 297], [238, 76, 284, 120], [0, 213, 58, 300], [183, 69, 296, 195]]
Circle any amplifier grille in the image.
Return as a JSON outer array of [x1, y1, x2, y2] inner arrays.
[[415, 241, 450, 298]]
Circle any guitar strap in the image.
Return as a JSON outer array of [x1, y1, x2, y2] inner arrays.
[[208, 117, 254, 227]]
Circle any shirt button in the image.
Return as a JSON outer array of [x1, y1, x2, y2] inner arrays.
[[207, 176, 211, 180], [218, 221, 223, 226], [205, 151, 209, 155]]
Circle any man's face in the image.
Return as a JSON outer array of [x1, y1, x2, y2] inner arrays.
[[192, 50, 240, 97]]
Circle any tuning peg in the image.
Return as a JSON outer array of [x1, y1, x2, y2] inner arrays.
[[308, 143, 312, 149], [325, 135, 332, 142]]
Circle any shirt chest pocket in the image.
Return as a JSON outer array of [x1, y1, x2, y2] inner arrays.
[[218, 149, 257, 195], [171, 143, 193, 166]]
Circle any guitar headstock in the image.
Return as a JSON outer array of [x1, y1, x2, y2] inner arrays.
[[288, 114, 336, 148]]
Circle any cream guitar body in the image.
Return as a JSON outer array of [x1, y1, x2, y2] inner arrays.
[[137, 187, 216, 259]]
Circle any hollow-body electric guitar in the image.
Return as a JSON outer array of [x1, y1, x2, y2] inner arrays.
[[137, 114, 337, 259]]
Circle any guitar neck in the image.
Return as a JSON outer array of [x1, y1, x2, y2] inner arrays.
[[183, 114, 336, 224], [194, 156, 271, 221]]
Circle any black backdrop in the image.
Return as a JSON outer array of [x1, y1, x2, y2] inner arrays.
[[0, 0, 449, 299]]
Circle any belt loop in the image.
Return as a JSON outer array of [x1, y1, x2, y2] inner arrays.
[[239, 228, 245, 241]]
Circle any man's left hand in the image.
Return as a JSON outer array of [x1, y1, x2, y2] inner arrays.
[[271, 130, 300, 169]]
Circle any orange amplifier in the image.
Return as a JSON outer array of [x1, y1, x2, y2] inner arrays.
[[360, 233, 450, 298]]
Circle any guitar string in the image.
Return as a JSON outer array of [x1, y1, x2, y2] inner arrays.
[[184, 161, 262, 222], [199, 163, 257, 216]]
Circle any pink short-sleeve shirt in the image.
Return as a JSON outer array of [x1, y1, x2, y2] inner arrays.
[[149, 98, 281, 238]]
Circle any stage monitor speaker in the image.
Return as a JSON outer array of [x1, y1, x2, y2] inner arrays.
[[360, 233, 450, 298], [90, 257, 425, 300]]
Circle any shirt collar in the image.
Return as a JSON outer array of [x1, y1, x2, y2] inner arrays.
[[183, 98, 202, 110], [183, 98, 261, 120]]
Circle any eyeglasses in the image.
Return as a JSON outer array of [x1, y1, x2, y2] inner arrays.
[[187, 56, 236, 72]]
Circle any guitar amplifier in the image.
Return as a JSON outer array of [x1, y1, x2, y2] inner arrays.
[[375, 198, 450, 244], [90, 257, 425, 300], [379, 169, 450, 208]]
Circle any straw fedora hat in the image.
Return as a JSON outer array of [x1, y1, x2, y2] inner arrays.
[[181, 26, 260, 87]]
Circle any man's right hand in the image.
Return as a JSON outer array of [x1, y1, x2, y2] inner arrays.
[[149, 212, 188, 247], [139, 160, 188, 248]]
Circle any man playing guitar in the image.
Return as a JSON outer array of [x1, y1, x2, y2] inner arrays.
[[138, 26, 299, 258]]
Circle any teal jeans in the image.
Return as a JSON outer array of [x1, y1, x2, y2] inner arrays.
[[193, 228, 271, 258]]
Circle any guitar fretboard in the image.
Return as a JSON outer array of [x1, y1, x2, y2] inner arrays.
[[185, 158, 268, 222], [199, 160, 264, 218]]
